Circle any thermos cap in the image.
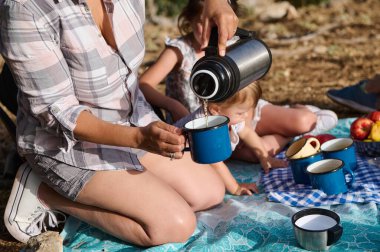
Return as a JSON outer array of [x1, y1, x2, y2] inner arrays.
[[190, 69, 219, 99]]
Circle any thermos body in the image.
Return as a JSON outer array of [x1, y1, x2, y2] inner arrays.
[[190, 28, 272, 102], [227, 38, 271, 88]]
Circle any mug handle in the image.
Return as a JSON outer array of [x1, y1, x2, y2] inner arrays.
[[306, 137, 320, 151], [182, 130, 190, 153], [327, 225, 343, 246], [343, 165, 355, 187]]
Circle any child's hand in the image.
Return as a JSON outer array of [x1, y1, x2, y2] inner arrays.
[[260, 156, 288, 174], [231, 183, 259, 196]]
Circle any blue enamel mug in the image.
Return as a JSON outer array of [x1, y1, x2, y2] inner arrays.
[[321, 138, 357, 172], [307, 159, 355, 195], [184, 115, 232, 164], [289, 152, 324, 185]]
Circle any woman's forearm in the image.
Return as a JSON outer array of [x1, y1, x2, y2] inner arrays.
[[74, 110, 141, 148]]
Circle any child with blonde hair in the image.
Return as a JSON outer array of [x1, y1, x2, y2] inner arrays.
[[140, 0, 241, 122], [175, 82, 288, 196], [140, 0, 338, 165]]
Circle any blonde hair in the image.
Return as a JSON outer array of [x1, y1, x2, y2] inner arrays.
[[210, 82, 262, 108]]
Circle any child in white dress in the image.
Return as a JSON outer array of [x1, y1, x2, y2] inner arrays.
[[175, 83, 288, 195], [139, 0, 338, 164]]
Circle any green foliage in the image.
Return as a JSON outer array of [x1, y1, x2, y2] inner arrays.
[[285, 0, 330, 7], [155, 0, 188, 17]]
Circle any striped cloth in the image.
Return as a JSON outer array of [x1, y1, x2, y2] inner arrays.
[[261, 152, 380, 206], [0, 0, 159, 171]]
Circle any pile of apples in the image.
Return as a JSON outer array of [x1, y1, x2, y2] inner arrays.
[[350, 111, 380, 141]]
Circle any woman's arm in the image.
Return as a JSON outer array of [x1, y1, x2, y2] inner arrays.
[[74, 111, 185, 157], [139, 47, 190, 121]]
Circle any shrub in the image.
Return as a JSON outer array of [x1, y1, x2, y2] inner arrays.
[[155, 0, 187, 17]]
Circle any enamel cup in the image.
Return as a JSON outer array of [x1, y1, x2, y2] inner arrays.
[[289, 152, 324, 185], [321, 138, 357, 172], [286, 137, 321, 159], [184, 115, 231, 164], [307, 159, 355, 195], [292, 208, 343, 251]]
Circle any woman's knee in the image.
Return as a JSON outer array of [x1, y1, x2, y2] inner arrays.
[[203, 183, 225, 208], [187, 176, 225, 211], [124, 210, 197, 246]]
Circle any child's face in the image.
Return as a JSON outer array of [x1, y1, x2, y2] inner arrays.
[[215, 102, 253, 125]]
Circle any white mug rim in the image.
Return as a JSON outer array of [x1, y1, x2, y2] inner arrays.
[[292, 208, 341, 232], [321, 138, 353, 152], [184, 115, 229, 131], [307, 159, 344, 175]]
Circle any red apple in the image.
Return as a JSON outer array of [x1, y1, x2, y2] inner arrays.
[[315, 134, 336, 144], [350, 117, 374, 140], [368, 111, 380, 122], [303, 134, 315, 139]]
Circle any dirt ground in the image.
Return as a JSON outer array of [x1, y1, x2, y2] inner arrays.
[[0, 0, 379, 250]]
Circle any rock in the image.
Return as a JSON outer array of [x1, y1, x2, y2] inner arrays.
[[24, 231, 63, 252], [258, 1, 299, 22], [241, 0, 274, 9], [313, 45, 328, 54], [328, 0, 351, 9]]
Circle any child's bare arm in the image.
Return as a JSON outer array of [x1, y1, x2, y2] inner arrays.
[[139, 47, 190, 121], [238, 126, 288, 173], [211, 162, 258, 195]]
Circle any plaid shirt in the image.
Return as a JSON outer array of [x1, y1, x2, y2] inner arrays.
[[0, 0, 159, 170]]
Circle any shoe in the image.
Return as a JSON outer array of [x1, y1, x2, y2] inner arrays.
[[305, 105, 338, 136], [326, 80, 377, 113], [4, 163, 66, 243]]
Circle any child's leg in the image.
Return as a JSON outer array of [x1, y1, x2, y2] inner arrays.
[[231, 134, 291, 163], [255, 104, 317, 137]]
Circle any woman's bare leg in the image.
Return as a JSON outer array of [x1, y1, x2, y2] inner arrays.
[[140, 152, 225, 211], [38, 152, 224, 247], [255, 104, 317, 136]]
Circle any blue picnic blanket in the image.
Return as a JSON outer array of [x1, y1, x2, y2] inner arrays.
[[261, 117, 380, 207], [261, 153, 380, 206], [61, 118, 380, 251]]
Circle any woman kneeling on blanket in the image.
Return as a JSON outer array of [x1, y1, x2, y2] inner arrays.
[[0, 0, 237, 246]]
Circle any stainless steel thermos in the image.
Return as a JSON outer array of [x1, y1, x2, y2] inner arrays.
[[190, 27, 272, 102]]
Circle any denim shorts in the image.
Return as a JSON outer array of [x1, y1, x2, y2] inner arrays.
[[25, 154, 96, 201]]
